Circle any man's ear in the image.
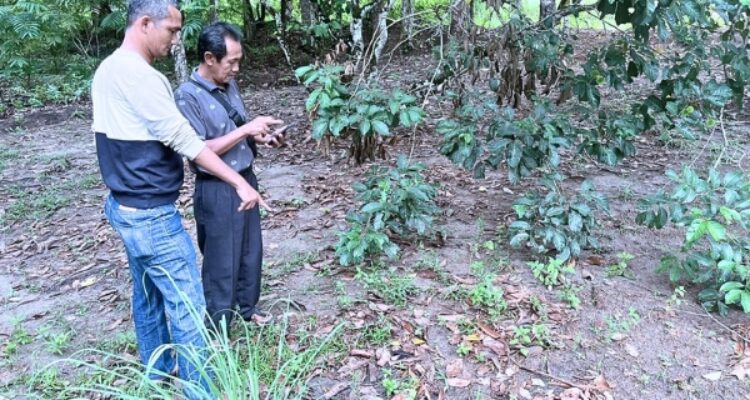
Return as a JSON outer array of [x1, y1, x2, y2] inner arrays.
[[204, 52, 217, 66], [136, 15, 152, 33]]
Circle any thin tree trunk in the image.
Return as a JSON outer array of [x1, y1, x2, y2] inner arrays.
[[173, 33, 189, 84], [209, 0, 220, 23], [540, 0, 556, 28], [449, 0, 471, 47], [300, 0, 316, 25], [401, 0, 414, 49], [350, 1, 377, 70], [280, 0, 292, 26], [373, 0, 397, 66], [260, 0, 294, 68], [243, 0, 255, 40]]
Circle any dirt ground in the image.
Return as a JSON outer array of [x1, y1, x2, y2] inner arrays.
[[2, 38, 750, 399]]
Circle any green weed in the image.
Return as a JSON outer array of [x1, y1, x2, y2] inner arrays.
[[3, 321, 33, 355], [381, 368, 419, 400], [528, 258, 574, 287], [0, 144, 19, 174], [356, 267, 419, 307], [606, 252, 635, 278], [363, 319, 392, 346]]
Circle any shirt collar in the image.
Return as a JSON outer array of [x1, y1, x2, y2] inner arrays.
[[191, 68, 222, 92]]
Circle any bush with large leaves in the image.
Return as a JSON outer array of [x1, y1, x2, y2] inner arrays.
[[336, 156, 441, 266], [296, 65, 425, 164], [637, 167, 750, 314]]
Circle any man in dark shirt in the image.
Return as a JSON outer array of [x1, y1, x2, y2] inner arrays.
[[92, 1, 273, 398], [175, 22, 283, 332]]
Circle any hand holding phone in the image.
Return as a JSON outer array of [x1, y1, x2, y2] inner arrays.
[[266, 123, 294, 147]]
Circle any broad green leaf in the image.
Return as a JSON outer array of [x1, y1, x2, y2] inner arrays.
[[372, 120, 390, 136], [724, 289, 742, 305], [305, 88, 321, 111], [509, 220, 531, 231], [294, 65, 315, 78], [361, 202, 382, 214], [359, 119, 371, 135], [720, 281, 744, 292], [508, 142, 522, 168], [568, 211, 583, 233], [311, 119, 329, 140], [706, 221, 726, 241], [685, 219, 707, 244], [742, 292, 750, 313]]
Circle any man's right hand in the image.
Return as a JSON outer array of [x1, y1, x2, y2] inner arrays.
[[236, 181, 272, 212], [243, 116, 283, 138]]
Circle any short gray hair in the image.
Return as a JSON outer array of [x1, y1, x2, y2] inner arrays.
[[127, 0, 179, 27]]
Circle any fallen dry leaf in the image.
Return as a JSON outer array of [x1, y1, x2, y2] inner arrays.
[[80, 276, 97, 288], [446, 359, 464, 378], [376, 347, 391, 367], [464, 334, 481, 342], [477, 321, 501, 339], [624, 344, 639, 358], [350, 349, 374, 358], [323, 382, 348, 399], [702, 371, 722, 381], [482, 337, 507, 356], [730, 357, 750, 380], [560, 387, 584, 400], [610, 333, 627, 341], [587, 255, 605, 266], [592, 374, 614, 399], [446, 378, 472, 388]]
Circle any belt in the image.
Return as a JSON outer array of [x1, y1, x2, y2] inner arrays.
[[195, 167, 253, 181]]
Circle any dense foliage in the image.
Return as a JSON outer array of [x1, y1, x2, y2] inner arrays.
[[637, 167, 750, 314], [336, 156, 441, 266], [4, 0, 750, 314]]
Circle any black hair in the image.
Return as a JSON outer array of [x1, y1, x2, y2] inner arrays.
[[197, 22, 243, 63]]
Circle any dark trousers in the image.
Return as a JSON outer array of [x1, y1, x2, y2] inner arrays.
[[194, 170, 262, 330]]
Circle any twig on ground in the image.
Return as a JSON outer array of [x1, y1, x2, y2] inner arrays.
[[672, 307, 750, 344], [509, 357, 584, 389]]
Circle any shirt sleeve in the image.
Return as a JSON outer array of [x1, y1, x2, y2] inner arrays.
[[120, 70, 206, 160], [174, 87, 209, 140]]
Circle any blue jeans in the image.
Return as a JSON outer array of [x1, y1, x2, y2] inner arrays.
[[104, 195, 211, 398]]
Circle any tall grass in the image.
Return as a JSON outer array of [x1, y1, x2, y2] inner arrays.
[[43, 270, 342, 400]]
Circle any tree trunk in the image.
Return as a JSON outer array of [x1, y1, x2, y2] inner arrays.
[[173, 33, 189, 84], [300, 0, 316, 25], [373, 0, 397, 66], [259, 0, 293, 67], [539, 0, 556, 28], [280, 0, 292, 26], [401, 0, 414, 49], [243, 0, 255, 40], [209, 0, 220, 23], [449, 0, 471, 45], [350, 1, 377, 70]]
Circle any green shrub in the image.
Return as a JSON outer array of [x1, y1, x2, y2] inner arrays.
[[295, 65, 425, 163], [509, 177, 609, 261], [336, 156, 441, 266], [637, 167, 750, 314]]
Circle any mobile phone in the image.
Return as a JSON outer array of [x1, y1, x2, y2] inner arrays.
[[271, 122, 295, 138]]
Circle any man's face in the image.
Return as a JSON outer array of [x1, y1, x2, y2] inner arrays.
[[206, 38, 242, 86], [147, 5, 182, 58]]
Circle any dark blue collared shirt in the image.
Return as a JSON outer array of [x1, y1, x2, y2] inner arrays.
[[175, 70, 253, 174]]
